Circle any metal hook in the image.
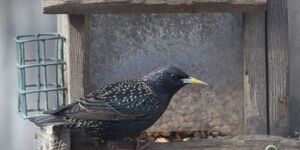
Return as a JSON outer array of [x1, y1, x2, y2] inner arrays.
[[265, 144, 278, 150]]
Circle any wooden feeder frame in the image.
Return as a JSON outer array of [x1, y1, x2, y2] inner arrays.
[[34, 0, 298, 149]]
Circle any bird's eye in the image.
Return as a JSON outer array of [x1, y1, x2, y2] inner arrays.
[[170, 74, 178, 80]]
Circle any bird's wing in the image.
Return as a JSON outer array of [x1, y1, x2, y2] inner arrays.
[[48, 99, 136, 120], [48, 80, 160, 121]]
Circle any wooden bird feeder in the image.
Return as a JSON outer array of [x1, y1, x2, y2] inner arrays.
[[34, 0, 300, 149]]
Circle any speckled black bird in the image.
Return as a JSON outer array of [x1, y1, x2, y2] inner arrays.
[[31, 65, 207, 140]]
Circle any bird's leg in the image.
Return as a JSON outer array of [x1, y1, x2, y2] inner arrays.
[[135, 140, 153, 150]]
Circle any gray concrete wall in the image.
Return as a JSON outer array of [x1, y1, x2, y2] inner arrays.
[[88, 13, 243, 135]]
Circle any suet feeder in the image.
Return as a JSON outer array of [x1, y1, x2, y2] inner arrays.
[[15, 33, 66, 118]]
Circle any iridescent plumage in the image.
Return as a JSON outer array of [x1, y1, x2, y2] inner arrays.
[[31, 65, 206, 140]]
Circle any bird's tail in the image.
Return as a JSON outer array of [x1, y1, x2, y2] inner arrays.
[[28, 115, 71, 126]]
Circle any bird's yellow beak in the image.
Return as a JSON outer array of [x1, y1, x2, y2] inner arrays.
[[181, 77, 208, 86]]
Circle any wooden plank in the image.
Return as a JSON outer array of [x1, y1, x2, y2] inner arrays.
[[288, 0, 300, 136], [34, 125, 70, 150], [42, 0, 266, 14], [34, 128, 300, 150], [267, 0, 289, 136], [243, 12, 267, 134], [143, 135, 300, 150], [57, 14, 89, 103], [70, 134, 299, 150]]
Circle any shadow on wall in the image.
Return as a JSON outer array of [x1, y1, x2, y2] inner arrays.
[[0, 0, 56, 150]]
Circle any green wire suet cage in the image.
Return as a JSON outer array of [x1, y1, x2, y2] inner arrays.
[[15, 33, 66, 118]]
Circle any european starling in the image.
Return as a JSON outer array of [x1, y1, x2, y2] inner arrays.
[[31, 65, 207, 140]]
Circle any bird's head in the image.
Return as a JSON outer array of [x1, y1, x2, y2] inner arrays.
[[145, 65, 208, 96]]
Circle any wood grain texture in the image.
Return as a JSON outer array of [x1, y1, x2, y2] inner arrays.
[[42, 0, 266, 14], [34, 127, 300, 150], [267, 0, 289, 136], [34, 125, 70, 150], [69, 134, 300, 150], [243, 12, 267, 134], [57, 15, 70, 104], [146, 135, 300, 150], [287, 0, 300, 136], [144, 135, 300, 150], [58, 15, 89, 103]]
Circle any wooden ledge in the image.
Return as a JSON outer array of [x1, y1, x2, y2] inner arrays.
[[34, 125, 300, 150], [145, 135, 300, 150], [42, 0, 266, 14]]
